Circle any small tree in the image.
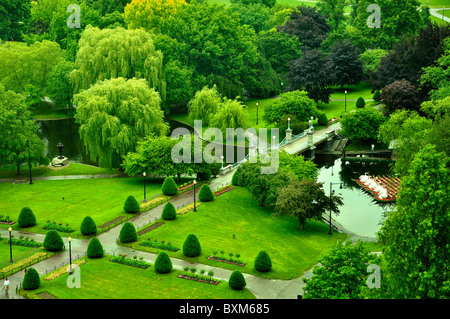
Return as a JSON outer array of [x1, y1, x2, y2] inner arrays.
[[154, 251, 172, 274], [231, 169, 240, 186], [161, 176, 178, 196], [254, 250, 272, 272], [43, 230, 64, 252], [198, 184, 214, 202], [119, 222, 138, 244], [80, 216, 97, 236], [356, 97, 366, 108], [18, 207, 36, 228], [123, 195, 140, 214], [162, 202, 177, 220], [87, 237, 104, 258], [229, 270, 246, 290], [317, 112, 328, 126], [22, 268, 40, 290], [183, 234, 201, 257]]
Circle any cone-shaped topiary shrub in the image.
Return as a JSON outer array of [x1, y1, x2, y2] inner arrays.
[[317, 112, 328, 126], [154, 251, 172, 273], [231, 169, 240, 186], [373, 90, 381, 102], [182, 234, 201, 257], [43, 230, 64, 252], [18, 207, 36, 228], [197, 169, 211, 181], [356, 96, 366, 108], [161, 176, 178, 196], [162, 202, 177, 220], [198, 184, 214, 202], [123, 195, 140, 214], [80, 216, 97, 236], [22, 268, 40, 290], [254, 250, 272, 272], [87, 237, 104, 258], [119, 222, 137, 243], [229, 270, 246, 290]]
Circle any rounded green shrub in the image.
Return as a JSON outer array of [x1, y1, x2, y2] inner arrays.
[[254, 250, 272, 272], [154, 251, 172, 274], [229, 270, 246, 290], [18, 207, 36, 228], [123, 195, 140, 214], [182, 234, 201, 257], [161, 176, 178, 196], [197, 169, 211, 181], [80, 216, 97, 236], [43, 230, 64, 252], [162, 202, 177, 220], [119, 222, 137, 244], [373, 90, 381, 102], [231, 169, 240, 186], [356, 96, 366, 108], [87, 237, 104, 258], [317, 112, 328, 126], [22, 268, 40, 290], [198, 184, 214, 202]]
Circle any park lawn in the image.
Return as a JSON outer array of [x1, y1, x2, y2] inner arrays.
[[0, 238, 42, 265], [0, 163, 117, 179], [26, 256, 256, 299], [0, 177, 165, 235], [436, 9, 450, 18], [317, 100, 357, 120], [329, 82, 374, 100], [132, 187, 348, 280]]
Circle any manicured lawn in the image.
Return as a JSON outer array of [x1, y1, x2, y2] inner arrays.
[[0, 238, 41, 265], [132, 187, 348, 280], [26, 256, 256, 299], [436, 9, 450, 18], [330, 82, 374, 100], [0, 163, 116, 179], [0, 177, 166, 235]]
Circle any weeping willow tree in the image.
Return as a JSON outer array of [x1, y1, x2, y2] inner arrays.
[[210, 98, 248, 136], [74, 77, 168, 168], [70, 26, 166, 103]]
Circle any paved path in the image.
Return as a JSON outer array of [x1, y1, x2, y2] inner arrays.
[[430, 8, 450, 23]]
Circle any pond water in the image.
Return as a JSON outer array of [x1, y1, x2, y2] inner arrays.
[[313, 155, 395, 239]]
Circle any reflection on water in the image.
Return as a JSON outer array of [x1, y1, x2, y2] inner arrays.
[[313, 155, 395, 239]]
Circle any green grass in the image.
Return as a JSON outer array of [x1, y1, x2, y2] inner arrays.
[[0, 163, 116, 179], [329, 82, 374, 100], [0, 238, 42, 265], [0, 177, 166, 235], [421, 0, 450, 8], [131, 187, 348, 280], [25, 256, 256, 299], [436, 9, 450, 18]]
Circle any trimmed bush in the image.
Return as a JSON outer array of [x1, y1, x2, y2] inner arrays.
[[231, 169, 240, 186], [183, 234, 201, 257], [229, 270, 246, 290], [197, 169, 211, 181], [317, 112, 328, 126], [356, 96, 366, 108], [123, 195, 140, 214], [119, 222, 137, 244], [43, 230, 64, 252], [254, 250, 272, 272], [18, 207, 36, 228], [162, 201, 177, 220], [373, 90, 381, 102], [87, 237, 104, 258], [198, 184, 214, 202], [22, 268, 40, 290], [154, 251, 172, 274], [80, 216, 97, 236], [161, 177, 178, 196]]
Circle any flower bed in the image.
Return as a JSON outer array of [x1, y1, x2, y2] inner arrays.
[[177, 274, 220, 285], [207, 256, 246, 267], [41, 222, 75, 233], [140, 195, 171, 212], [1, 252, 47, 274], [139, 238, 179, 252], [177, 202, 202, 215], [6, 236, 42, 248], [214, 185, 234, 197], [178, 182, 194, 192], [110, 255, 151, 269], [44, 259, 86, 281], [0, 215, 14, 225]]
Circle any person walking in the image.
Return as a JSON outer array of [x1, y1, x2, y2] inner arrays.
[[3, 277, 10, 295]]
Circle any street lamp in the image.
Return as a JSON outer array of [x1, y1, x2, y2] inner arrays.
[[8, 227, 13, 263], [143, 172, 147, 202], [256, 102, 259, 125], [329, 182, 343, 235], [26, 139, 33, 185], [68, 236, 73, 275], [220, 155, 224, 169], [287, 117, 291, 130], [193, 180, 198, 212], [344, 90, 347, 112]]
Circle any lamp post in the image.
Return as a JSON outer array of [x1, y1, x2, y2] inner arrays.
[[8, 227, 13, 263], [256, 102, 259, 125], [287, 117, 291, 130], [329, 182, 343, 234], [193, 180, 197, 212], [68, 236, 73, 274], [220, 155, 224, 169], [26, 139, 33, 185], [344, 90, 347, 112], [143, 172, 147, 202]]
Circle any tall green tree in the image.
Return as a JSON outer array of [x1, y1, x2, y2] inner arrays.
[[188, 86, 222, 126], [46, 60, 75, 109], [377, 145, 449, 299], [0, 0, 32, 41], [341, 106, 385, 141], [73, 78, 168, 169], [328, 40, 364, 89], [0, 85, 47, 175], [317, 0, 346, 31], [210, 98, 248, 135]]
